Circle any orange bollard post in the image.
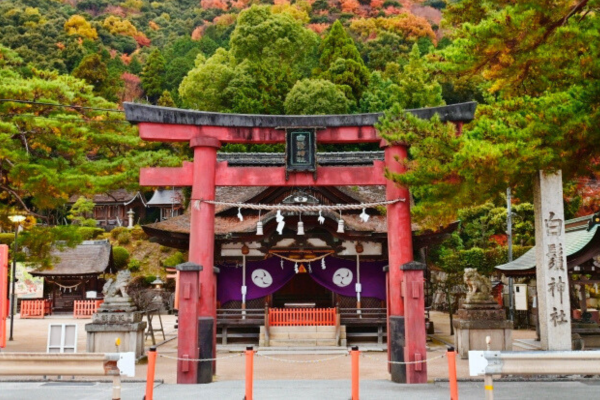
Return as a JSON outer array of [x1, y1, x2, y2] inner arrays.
[[447, 346, 459, 400], [245, 346, 254, 400], [351, 346, 360, 400], [145, 346, 157, 400]]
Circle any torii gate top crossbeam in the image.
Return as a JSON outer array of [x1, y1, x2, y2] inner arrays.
[[124, 102, 477, 144]]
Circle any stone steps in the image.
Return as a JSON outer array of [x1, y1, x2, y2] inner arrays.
[[259, 325, 346, 347]]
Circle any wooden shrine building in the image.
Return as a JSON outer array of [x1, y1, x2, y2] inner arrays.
[[124, 101, 477, 385], [30, 240, 114, 312], [68, 189, 147, 230]]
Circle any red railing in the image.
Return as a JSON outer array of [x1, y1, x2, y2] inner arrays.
[[73, 300, 104, 319], [20, 299, 52, 319], [268, 308, 336, 326]]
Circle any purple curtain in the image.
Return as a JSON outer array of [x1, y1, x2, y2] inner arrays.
[[217, 258, 295, 304], [309, 258, 387, 300], [217, 256, 387, 304]]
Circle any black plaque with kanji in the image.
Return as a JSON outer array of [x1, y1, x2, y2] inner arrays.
[[285, 128, 316, 178]]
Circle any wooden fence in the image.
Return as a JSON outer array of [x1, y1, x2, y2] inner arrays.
[[20, 299, 52, 319], [268, 307, 336, 326], [73, 300, 104, 319]]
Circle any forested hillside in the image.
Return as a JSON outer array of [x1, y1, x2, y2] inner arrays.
[[0, 0, 451, 108]]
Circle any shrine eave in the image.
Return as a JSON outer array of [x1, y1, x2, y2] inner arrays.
[[123, 102, 477, 127], [495, 216, 600, 277]]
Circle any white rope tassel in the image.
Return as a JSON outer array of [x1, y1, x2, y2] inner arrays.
[[281, 259, 284, 269], [294, 263, 299, 273], [237, 207, 244, 222], [276, 210, 285, 235], [360, 208, 369, 223], [321, 258, 326, 270], [308, 263, 312, 274], [318, 210, 325, 224]]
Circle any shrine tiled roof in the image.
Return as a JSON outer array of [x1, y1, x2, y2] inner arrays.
[[495, 215, 600, 274], [68, 189, 146, 206], [147, 188, 184, 206], [30, 240, 114, 277]]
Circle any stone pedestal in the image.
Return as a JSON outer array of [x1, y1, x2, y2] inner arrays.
[[85, 312, 147, 360], [453, 302, 513, 359]]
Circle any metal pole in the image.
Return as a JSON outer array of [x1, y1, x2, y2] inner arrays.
[[507, 188, 514, 323], [356, 254, 361, 315], [242, 254, 246, 319], [9, 227, 18, 341]]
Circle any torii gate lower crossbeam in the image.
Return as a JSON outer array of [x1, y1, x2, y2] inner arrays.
[[124, 101, 477, 385]]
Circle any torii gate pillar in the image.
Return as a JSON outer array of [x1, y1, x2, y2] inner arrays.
[[385, 145, 427, 383], [190, 136, 220, 383]]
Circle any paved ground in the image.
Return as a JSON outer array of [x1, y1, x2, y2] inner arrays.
[[1, 310, 559, 399], [2, 380, 600, 400]]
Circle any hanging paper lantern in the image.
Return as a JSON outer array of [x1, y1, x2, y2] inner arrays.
[[337, 218, 345, 233], [297, 221, 305, 235], [256, 209, 263, 235]]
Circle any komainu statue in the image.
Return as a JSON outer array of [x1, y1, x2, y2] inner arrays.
[[463, 268, 494, 304], [102, 270, 132, 301]]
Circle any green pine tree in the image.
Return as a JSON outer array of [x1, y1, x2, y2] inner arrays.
[[317, 20, 370, 105], [141, 48, 167, 103]]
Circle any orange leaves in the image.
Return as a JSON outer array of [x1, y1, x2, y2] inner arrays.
[[340, 0, 360, 13], [149, 21, 160, 31], [308, 23, 330, 34], [133, 33, 151, 47], [120, 53, 132, 65], [200, 0, 229, 11], [191, 26, 204, 41], [56, 42, 65, 50]]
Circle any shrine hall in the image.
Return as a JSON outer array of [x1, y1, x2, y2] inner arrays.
[[124, 101, 477, 385]]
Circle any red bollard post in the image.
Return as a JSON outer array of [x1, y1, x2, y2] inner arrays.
[[245, 346, 255, 400], [447, 346, 459, 400], [351, 346, 360, 400], [145, 346, 157, 400]]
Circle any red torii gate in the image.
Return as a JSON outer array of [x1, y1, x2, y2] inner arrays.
[[125, 102, 476, 385]]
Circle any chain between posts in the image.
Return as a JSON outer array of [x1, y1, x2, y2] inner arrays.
[[157, 353, 243, 362], [361, 352, 446, 365], [256, 353, 349, 364], [156, 352, 445, 364]]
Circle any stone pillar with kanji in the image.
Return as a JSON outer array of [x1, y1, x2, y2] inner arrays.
[[534, 170, 572, 350]]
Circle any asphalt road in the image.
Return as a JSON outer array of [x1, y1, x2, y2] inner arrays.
[[1, 379, 600, 400]]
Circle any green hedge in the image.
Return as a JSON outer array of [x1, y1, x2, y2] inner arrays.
[[0, 233, 14, 246], [113, 246, 131, 269], [77, 227, 105, 240]]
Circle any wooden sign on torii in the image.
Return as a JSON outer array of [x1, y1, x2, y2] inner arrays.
[[124, 101, 477, 385]]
